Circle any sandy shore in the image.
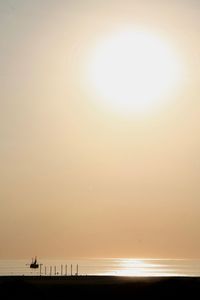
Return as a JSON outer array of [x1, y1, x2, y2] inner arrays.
[[1, 276, 200, 299]]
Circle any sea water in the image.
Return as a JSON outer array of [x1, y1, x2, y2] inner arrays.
[[0, 258, 200, 276]]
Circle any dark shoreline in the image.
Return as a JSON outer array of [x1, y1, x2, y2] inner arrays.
[[1, 276, 200, 299]]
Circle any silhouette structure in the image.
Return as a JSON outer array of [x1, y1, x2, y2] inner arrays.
[[30, 257, 39, 269]]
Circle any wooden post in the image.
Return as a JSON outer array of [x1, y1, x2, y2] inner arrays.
[[71, 264, 72, 276], [39, 264, 42, 276], [45, 266, 47, 276], [50, 266, 52, 276], [54, 266, 56, 276], [61, 264, 63, 276], [77, 264, 78, 276], [65, 265, 67, 276]]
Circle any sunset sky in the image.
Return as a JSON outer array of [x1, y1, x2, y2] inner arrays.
[[1, 0, 200, 259]]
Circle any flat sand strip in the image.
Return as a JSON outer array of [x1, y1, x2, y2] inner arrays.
[[1, 276, 200, 299]]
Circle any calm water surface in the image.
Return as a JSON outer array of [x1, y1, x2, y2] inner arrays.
[[0, 259, 200, 276]]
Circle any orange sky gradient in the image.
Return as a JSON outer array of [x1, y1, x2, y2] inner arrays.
[[0, 0, 200, 259]]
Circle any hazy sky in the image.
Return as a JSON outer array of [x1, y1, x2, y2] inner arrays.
[[1, 0, 200, 259]]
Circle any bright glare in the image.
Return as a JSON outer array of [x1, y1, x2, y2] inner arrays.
[[98, 259, 178, 277], [86, 29, 183, 116], [116, 259, 163, 277]]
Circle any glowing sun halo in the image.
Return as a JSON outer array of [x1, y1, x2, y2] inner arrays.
[[86, 30, 183, 116]]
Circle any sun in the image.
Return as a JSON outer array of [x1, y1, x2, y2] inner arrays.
[[85, 29, 183, 116]]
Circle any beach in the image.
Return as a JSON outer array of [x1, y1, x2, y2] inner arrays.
[[1, 276, 200, 299]]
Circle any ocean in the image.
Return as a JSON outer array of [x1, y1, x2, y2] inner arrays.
[[0, 258, 200, 277]]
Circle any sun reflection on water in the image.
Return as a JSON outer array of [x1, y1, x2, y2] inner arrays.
[[98, 259, 179, 277], [117, 259, 160, 276]]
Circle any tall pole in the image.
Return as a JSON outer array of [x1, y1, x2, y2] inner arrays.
[[50, 266, 52, 276], [54, 266, 56, 276], [65, 265, 67, 276], [39, 264, 42, 276], [71, 264, 72, 276], [76, 264, 78, 276], [61, 264, 63, 276]]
